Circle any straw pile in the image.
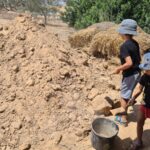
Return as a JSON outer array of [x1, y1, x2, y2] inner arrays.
[[89, 31, 123, 57], [69, 22, 115, 48], [90, 25, 150, 57], [69, 28, 99, 48]]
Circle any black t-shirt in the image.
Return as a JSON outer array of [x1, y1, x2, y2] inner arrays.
[[120, 39, 141, 77], [139, 74, 150, 108]]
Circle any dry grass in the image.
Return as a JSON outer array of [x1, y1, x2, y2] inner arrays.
[[69, 22, 115, 48], [89, 25, 150, 57], [68, 28, 99, 48]]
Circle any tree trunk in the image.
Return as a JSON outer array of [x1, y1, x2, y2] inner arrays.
[[44, 13, 47, 25]]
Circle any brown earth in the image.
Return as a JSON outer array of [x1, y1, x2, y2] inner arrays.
[[0, 12, 150, 150]]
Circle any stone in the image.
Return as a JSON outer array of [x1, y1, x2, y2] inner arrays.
[[12, 65, 19, 73], [26, 79, 35, 86], [0, 42, 5, 50], [44, 91, 54, 101], [38, 20, 45, 27], [53, 133, 63, 145], [73, 93, 80, 100], [75, 128, 90, 138], [0, 105, 7, 113], [88, 88, 99, 100], [51, 84, 61, 91], [0, 25, 3, 31], [7, 93, 16, 101], [16, 33, 26, 40], [19, 143, 31, 150], [30, 47, 35, 52], [4, 26, 9, 30], [103, 63, 108, 70], [92, 95, 112, 116], [108, 83, 116, 90], [60, 68, 70, 77], [12, 120, 22, 130], [86, 82, 94, 90], [67, 101, 76, 109]]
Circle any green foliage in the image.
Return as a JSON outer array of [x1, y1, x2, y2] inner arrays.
[[62, 0, 150, 33]]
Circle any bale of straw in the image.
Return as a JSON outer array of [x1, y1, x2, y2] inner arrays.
[[89, 31, 123, 58], [89, 25, 150, 58], [69, 28, 100, 48], [69, 22, 116, 48]]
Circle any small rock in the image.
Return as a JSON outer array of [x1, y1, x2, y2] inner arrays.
[[51, 84, 61, 91], [0, 105, 7, 113], [88, 88, 99, 100], [4, 26, 9, 30], [12, 120, 22, 130], [69, 113, 77, 121], [92, 95, 112, 116], [46, 76, 52, 82], [55, 33, 58, 37], [26, 79, 35, 86], [16, 33, 26, 40], [44, 91, 54, 101], [7, 93, 16, 101], [19, 18, 26, 23], [108, 83, 116, 90], [53, 133, 62, 145], [38, 20, 45, 27], [31, 27, 38, 32], [19, 143, 31, 150], [0, 42, 5, 50], [0, 25, 3, 31], [67, 101, 76, 109], [75, 128, 91, 138], [75, 129, 83, 137], [12, 65, 19, 73], [103, 63, 108, 69], [18, 49, 25, 54], [30, 47, 35, 52], [115, 85, 120, 91], [60, 68, 70, 77], [86, 82, 94, 90], [73, 93, 80, 100]]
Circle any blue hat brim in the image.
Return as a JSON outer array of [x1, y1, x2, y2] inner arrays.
[[118, 28, 137, 36], [139, 64, 150, 70]]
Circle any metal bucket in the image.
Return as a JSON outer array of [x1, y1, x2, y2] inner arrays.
[[91, 118, 119, 150]]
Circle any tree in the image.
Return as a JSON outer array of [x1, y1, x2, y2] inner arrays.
[[62, 0, 150, 33], [26, 0, 49, 24], [0, 0, 26, 10]]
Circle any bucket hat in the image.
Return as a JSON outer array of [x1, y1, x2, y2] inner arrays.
[[118, 19, 137, 35], [139, 52, 150, 70]]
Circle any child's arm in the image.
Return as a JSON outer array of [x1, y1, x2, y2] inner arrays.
[[128, 83, 143, 106]]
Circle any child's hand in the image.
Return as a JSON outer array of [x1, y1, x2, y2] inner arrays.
[[128, 98, 136, 106]]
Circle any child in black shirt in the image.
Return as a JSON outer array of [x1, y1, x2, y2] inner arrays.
[[129, 49, 150, 149]]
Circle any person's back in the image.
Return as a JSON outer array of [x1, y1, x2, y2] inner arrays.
[[120, 39, 141, 77]]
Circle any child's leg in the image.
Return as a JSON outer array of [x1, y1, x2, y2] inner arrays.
[[137, 107, 145, 143], [120, 98, 128, 121]]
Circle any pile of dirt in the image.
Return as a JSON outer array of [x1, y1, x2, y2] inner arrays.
[[0, 14, 121, 150], [69, 22, 115, 48], [69, 23, 150, 58]]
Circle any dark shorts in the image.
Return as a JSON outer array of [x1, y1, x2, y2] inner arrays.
[[121, 72, 141, 100], [140, 105, 150, 119]]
